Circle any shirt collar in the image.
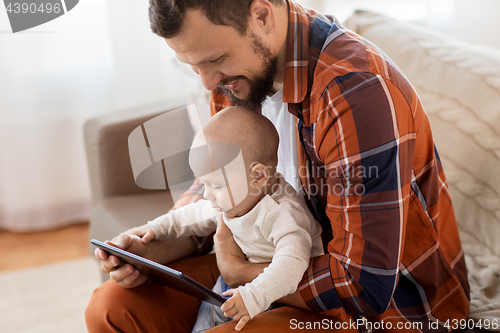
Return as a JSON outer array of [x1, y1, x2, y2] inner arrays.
[[282, 0, 310, 104]]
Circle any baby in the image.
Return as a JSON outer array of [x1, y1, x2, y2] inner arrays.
[[135, 106, 323, 332]]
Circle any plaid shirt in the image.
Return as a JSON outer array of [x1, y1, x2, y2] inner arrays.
[[181, 1, 470, 331]]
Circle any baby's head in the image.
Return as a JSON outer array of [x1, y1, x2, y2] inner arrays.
[[189, 106, 279, 217]]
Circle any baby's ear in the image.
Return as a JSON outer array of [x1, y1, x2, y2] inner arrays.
[[250, 163, 271, 188]]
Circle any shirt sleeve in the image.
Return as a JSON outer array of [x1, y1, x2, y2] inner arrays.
[[298, 72, 416, 318], [169, 179, 214, 255], [149, 199, 219, 240], [238, 202, 314, 318]]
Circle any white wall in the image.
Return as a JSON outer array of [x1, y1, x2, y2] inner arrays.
[[452, 0, 500, 50], [297, 0, 499, 50]]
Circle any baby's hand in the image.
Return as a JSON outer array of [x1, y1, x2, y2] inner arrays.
[[221, 288, 250, 331], [129, 225, 157, 244]]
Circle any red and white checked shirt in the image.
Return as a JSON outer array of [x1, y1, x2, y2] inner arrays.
[[177, 1, 470, 331]]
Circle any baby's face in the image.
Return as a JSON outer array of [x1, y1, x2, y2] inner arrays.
[[190, 130, 262, 217], [199, 168, 260, 218]]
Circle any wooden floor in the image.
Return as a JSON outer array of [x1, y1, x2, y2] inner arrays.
[[0, 222, 91, 272]]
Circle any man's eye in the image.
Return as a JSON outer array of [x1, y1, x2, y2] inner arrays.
[[210, 56, 225, 64]]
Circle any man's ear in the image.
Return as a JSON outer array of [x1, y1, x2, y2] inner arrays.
[[249, 0, 276, 35], [250, 163, 271, 188]]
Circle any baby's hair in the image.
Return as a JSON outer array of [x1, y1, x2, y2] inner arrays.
[[203, 106, 279, 169]]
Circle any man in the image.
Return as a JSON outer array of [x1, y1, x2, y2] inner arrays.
[[86, 1, 470, 332]]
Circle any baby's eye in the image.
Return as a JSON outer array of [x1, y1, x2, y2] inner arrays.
[[210, 183, 224, 190]]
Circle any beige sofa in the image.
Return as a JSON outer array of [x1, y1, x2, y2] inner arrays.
[[84, 10, 500, 329], [84, 98, 191, 281]]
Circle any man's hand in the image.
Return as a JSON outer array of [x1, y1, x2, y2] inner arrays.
[[95, 233, 148, 289], [221, 288, 250, 331], [213, 219, 267, 287], [127, 224, 156, 244], [95, 229, 197, 289]]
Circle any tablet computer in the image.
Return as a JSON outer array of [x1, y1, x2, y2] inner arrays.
[[91, 239, 225, 307]]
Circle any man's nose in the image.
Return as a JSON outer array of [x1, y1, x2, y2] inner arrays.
[[192, 65, 223, 91]]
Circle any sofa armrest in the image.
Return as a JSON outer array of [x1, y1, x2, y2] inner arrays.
[[84, 98, 190, 203]]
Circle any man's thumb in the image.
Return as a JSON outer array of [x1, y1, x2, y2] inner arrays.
[[110, 233, 132, 249]]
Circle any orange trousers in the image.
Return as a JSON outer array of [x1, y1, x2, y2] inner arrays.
[[85, 254, 358, 332]]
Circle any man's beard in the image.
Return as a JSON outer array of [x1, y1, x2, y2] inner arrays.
[[218, 35, 278, 111]]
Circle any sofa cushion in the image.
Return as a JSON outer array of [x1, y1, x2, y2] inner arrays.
[[345, 10, 500, 328], [90, 192, 174, 239]]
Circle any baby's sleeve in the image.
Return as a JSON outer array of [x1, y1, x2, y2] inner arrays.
[[237, 203, 317, 318], [148, 200, 219, 240]]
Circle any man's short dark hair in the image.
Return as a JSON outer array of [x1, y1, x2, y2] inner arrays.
[[149, 0, 285, 38]]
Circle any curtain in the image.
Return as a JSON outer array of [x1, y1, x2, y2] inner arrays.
[[0, 0, 196, 231]]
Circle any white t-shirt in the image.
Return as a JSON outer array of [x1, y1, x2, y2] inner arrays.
[[261, 89, 301, 192]]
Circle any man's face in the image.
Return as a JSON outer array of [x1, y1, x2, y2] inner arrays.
[[165, 9, 278, 110], [219, 36, 278, 110]]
